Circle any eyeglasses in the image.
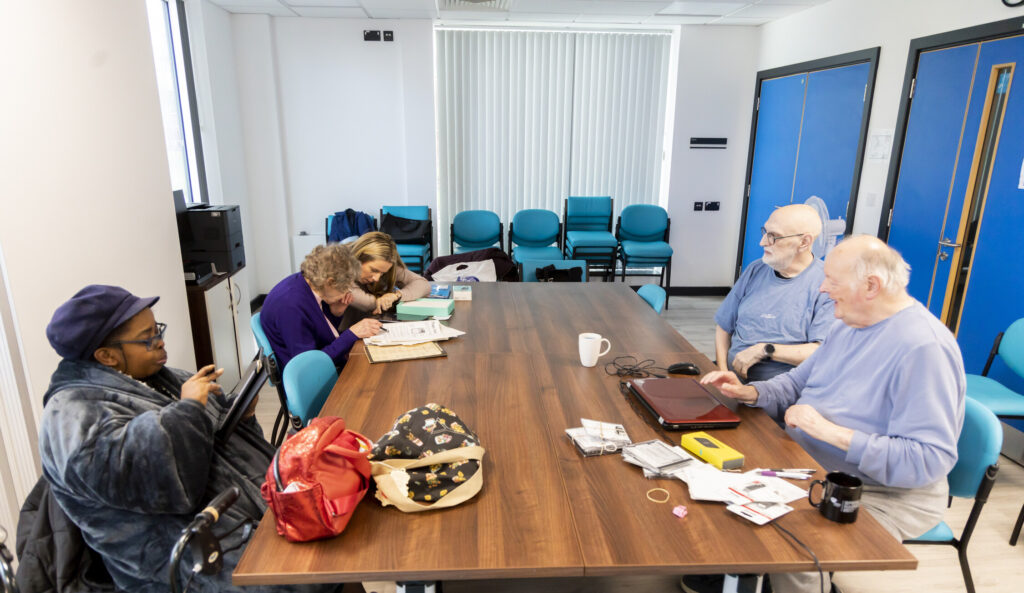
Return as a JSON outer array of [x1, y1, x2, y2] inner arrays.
[[760, 227, 805, 245], [111, 323, 167, 350]]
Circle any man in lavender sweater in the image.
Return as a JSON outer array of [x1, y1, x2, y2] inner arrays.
[[697, 235, 965, 593], [260, 244, 382, 371]]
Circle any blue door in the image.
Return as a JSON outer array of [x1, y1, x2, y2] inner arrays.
[[887, 34, 1024, 390], [741, 63, 871, 270]]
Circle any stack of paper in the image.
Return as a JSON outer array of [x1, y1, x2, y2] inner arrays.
[[565, 418, 631, 457], [364, 320, 465, 346], [621, 440, 695, 477], [670, 463, 805, 525]]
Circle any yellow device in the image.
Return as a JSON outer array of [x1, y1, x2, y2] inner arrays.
[[679, 431, 744, 470]]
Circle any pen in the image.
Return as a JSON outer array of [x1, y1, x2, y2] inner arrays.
[[766, 468, 816, 474], [759, 471, 812, 480]]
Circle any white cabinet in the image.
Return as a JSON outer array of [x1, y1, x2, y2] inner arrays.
[[186, 268, 255, 392]]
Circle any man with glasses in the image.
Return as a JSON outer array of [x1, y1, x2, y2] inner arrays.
[[713, 204, 834, 382], [35, 285, 333, 592]]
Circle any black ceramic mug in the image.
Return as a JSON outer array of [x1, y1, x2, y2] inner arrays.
[[807, 471, 862, 523]]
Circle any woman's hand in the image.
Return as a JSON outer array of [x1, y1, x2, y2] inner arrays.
[[374, 290, 402, 315], [350, 318, 383, 338], [181, 365, 224, 407]]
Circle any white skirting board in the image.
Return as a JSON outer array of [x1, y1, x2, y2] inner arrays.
[[291, 234, 325, 273]]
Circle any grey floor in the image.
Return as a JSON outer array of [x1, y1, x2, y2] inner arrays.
[[254, 295, 1024, 593]]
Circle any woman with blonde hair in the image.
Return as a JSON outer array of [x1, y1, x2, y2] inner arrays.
[[260, 243, 382, 370], [345, 231, 430, 317]]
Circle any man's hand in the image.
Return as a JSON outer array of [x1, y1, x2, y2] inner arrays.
[[373, 291, 401, 315], [731, 343, 767, 379], [700, 370, 759, 404], [181, 365, 223, 407], [349, 318, 383, 338], [784, 404, 854, 451], [243, 393, 259, 419]]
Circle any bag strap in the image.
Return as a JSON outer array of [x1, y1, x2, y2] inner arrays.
[[272, 449, 284, 492]]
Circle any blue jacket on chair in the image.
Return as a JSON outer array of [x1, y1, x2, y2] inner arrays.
[[327, 209, 375, 243]]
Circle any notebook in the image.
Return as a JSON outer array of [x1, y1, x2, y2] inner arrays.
[[625, 377, 741, 430]]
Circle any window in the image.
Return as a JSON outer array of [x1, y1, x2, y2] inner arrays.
[[145, 0, 207, 204], [435, 27, 676, 252]]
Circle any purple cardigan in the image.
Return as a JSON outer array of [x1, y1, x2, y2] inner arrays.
[[259, 273, 359, 371]]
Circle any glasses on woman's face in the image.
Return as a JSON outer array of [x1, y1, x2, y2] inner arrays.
[[112, 322, 167, 351], [760, 227, 805, 246]]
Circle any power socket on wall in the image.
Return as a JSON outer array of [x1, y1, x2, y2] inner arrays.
[[693, 201, 703, 211], [704, 201, 720, 211]]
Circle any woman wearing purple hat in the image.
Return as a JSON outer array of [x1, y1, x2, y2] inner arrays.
[[35, 285, 335, 593]]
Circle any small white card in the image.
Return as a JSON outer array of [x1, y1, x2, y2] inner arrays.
[[726, 501, 793, 525]]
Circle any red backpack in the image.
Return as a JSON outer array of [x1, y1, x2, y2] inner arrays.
[[260, 417, 371, 542]]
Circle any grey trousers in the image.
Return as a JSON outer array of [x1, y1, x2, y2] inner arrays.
[[769, 479, 948, 593]]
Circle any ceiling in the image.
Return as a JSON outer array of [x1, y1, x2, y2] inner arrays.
[[206, 0, 832, 26]]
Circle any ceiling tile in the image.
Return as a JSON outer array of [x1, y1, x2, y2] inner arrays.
[[210, 0, 298, 16], [731, 3, 806, 18], [505, 12, 580, 22], [711, 15, 771, 25], [289, 6, 369, 17], [281, 0, 361, 6], [513, 0, 591, 13], [572, 14, 646, 23], [643, 14, 716, 24], [657, 2, 748, 17], [362, 8, 439, 18]]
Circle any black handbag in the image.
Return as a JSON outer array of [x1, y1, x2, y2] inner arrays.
[[536, 264, 583, 282], [380, 213, 431, 244]]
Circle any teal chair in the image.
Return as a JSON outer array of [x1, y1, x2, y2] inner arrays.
[[563, 196, 618, 281], [905, 397, 1002, 593], [251, 312, 293, 446], [520, 259, 588, 282], [964, 318, 1024, 420], [281, 350, 338, 426], [508, 209, 562, 264], [381, 205, 433, 273], [450, 210, 503, 254], [637, 284, 666, 314], [615, 204, 673, 289]]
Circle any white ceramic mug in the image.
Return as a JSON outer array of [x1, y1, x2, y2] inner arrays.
[[579, 333, 611, 367]]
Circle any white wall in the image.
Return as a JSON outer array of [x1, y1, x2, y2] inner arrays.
[[758, 0, 1023, 236], [0, 0, 195, 521], [666, 26, 761, 287], [226, 15, 437, 296]]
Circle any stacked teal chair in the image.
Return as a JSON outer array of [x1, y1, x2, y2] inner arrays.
[[520, 259, 588, 282], [905, 397, 1002, 593], [964, 318, 1024, 420], [615, 204, 673, 289], [450, 210, 503, 254], [250, 312, 293, 446], [381, 205, 433, 273], [563, 196, 618, 281], [281, 350, 338, 426], [508, 209, 562, 264], [637, 284, 667, 314]]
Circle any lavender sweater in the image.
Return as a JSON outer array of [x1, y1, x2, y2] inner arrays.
[[260, 273, 358, 370]]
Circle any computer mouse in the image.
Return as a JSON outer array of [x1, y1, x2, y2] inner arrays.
[[667, 362, 701, 376]]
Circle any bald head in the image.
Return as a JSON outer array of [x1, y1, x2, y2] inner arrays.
[[768, 204, 823, 239], [829, 235, 911, 295]]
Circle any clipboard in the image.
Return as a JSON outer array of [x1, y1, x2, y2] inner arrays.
[[365, 341, 448, 363]]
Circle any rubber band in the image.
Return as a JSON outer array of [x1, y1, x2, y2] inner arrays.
[[646, 487, 670, 503], [603, 442, 619, 453]]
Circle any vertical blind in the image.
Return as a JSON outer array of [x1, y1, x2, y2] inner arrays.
[[435, 28, 673, 253]]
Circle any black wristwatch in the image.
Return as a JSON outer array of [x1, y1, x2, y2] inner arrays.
[[763, 343, 775, 360]]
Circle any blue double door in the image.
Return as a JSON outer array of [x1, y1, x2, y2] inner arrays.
[[740, 62, 872, 271], [887, 34, 1024, 381]]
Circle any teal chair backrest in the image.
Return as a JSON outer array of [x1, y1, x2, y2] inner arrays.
[[282, 350, 338, 426], [619, 204, 668, 242], [250, 313, 274, 359], [510, 209, 560, 247], [637, 285, 667, 314], [998, 318, 1024, 379], [566, 196, 613, 231], [452, 210, 501, 248], [382, 205, 430, 221], [521, 259, 588, 282], [949, 397, 1003, 498]]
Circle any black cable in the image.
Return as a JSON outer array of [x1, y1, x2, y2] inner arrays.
[[604, 355, 668, 378], [771, 521, 825, 593], [182, 569, 196, 593]]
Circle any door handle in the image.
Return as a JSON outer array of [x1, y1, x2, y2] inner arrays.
[[938, 238, 961, 248]]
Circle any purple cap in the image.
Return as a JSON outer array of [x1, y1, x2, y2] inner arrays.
[[46, 285, 160, 360]]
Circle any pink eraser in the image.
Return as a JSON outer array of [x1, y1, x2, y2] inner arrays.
[[672, 505, 688, 518]]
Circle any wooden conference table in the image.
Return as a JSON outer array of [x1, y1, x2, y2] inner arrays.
[[234, 282, 916, 585]]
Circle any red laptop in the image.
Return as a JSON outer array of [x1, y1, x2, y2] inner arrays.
[[625, 377, 741, 430]]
